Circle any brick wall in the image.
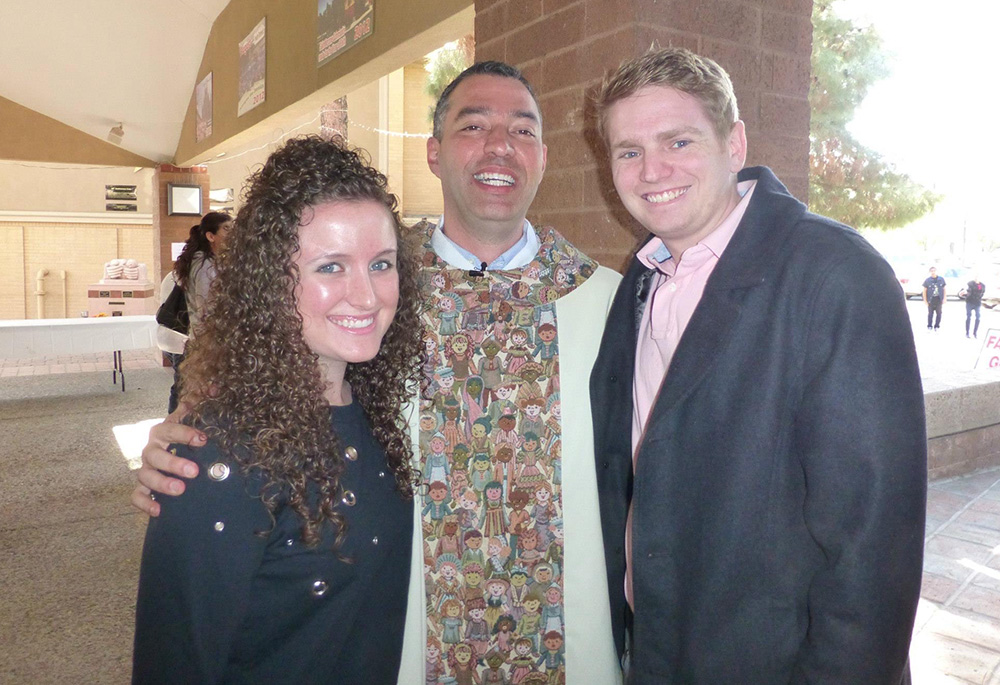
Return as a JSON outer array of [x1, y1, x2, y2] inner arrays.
[[474, 0, 814, 271], [0, 221, 154, 320]]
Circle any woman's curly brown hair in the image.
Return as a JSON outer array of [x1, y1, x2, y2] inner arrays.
[[180, 135, 421, 548]]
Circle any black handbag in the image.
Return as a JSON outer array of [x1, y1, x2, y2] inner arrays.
[[156, 283, 189, 335]]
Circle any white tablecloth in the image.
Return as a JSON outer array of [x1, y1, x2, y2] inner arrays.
[[0, 316, 157, 359]]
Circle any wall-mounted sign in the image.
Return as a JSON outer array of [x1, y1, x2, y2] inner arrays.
[[106, 185, 137, 201], [106, 203, 138, 212], [317, 0, 373, 67], [238, 18, 266, 117], [196, 72, 213, 142]]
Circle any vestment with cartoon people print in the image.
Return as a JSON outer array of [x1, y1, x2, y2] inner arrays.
[[415, 223, 593, 683]]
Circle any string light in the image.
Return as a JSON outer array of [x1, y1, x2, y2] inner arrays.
[[346, 120, 431, 139]]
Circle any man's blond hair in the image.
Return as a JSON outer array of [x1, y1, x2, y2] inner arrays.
[[595, 47, 739, 144]]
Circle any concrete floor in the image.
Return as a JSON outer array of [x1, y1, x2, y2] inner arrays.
[[0, 352, 167, 684], [0, 348, 998, 683]]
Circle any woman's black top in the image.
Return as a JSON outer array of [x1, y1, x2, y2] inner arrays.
[[133, 402, 413, 684]]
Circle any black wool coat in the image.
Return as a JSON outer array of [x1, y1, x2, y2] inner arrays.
[[590, 167, 926, 684]]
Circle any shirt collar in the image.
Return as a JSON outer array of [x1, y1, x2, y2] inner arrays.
[[430, 218, 539, 270], [637, 180, 757, 272]]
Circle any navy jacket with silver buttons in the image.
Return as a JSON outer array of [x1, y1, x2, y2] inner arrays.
[[133, 402, 412, 684]]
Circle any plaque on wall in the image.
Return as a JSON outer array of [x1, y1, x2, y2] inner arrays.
[[106, 203, 138, 212], [106, 185, 138, 201]]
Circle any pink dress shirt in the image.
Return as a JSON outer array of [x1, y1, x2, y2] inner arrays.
[[625, 180, 756, 607]]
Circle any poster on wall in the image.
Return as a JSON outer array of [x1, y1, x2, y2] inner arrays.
[[238, 18, 266, 117], [195, 72, 213, 142], [317, 0, 374, 67], [105, 185, 137, 201]]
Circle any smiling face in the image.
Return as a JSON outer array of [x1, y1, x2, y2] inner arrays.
[[427, 74, 547, 253], [293, 201, 399, 384], [452, 335, 469, 355], [606, 85, 746, 256]]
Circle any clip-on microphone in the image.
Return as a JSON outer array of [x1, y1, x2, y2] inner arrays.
[[468, 261, 488, 278]]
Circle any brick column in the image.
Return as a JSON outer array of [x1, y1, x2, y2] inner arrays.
[[474, 0, 813, 271], [153, 165, 211, 282]]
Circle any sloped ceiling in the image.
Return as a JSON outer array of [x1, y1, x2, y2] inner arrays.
[[0, 0, 231, 163]]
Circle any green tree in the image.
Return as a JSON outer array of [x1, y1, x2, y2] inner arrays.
[[425, 36, 475, 125], [809, 1, 940, 229]]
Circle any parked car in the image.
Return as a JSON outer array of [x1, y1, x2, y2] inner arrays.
[[891, 259, 929, 300]]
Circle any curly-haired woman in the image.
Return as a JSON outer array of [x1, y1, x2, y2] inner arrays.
[[133, 136, 422, 684]]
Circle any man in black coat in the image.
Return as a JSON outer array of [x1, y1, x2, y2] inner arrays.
[[589, 48, 926, 684]]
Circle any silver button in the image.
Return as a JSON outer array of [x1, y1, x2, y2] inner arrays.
[[214, 521, 225, 532], [345, 446, 358, 461], [207, 462, 230, 481], [342, 490, 357, 506], [285, 538, 294, 546], [372, 536, 379, 545], [378, 471, 385, 478], [312, 580, 328, 596]]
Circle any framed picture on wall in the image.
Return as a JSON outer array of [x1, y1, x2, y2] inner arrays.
[[167, 184, 203, 216]]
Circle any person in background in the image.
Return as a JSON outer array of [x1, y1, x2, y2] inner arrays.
[[922, 265, 946, 331], [132, 136, 422, 683], [154, 271, 187, 413], [960, 276, 986, 338], [165, 211, 232, 412], [174, 211, 232, 331]]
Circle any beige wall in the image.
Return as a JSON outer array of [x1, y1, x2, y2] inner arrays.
[[0, 225, 27, 319], [0, 162, 154, 213], [175, 0, 473, 165], [0, 94, 154, 167], [186, 63, 443, 222], [347, 81, 381, 173], [0, 220, 154, 320], [403, 62, 443, 219]]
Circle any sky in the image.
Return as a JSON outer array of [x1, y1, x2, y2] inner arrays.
[[834, 0, 1000, 259]]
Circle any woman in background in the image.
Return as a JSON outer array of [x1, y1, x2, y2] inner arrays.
[[163, 211, 231, 412], [174, 211, 232, 330], [133, 136, 421, 683]]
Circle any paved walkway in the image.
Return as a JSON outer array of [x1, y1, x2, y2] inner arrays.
[[1, 347, 999, 681], [0, 347, 162, 377], [915, 468, 1000, 684]]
